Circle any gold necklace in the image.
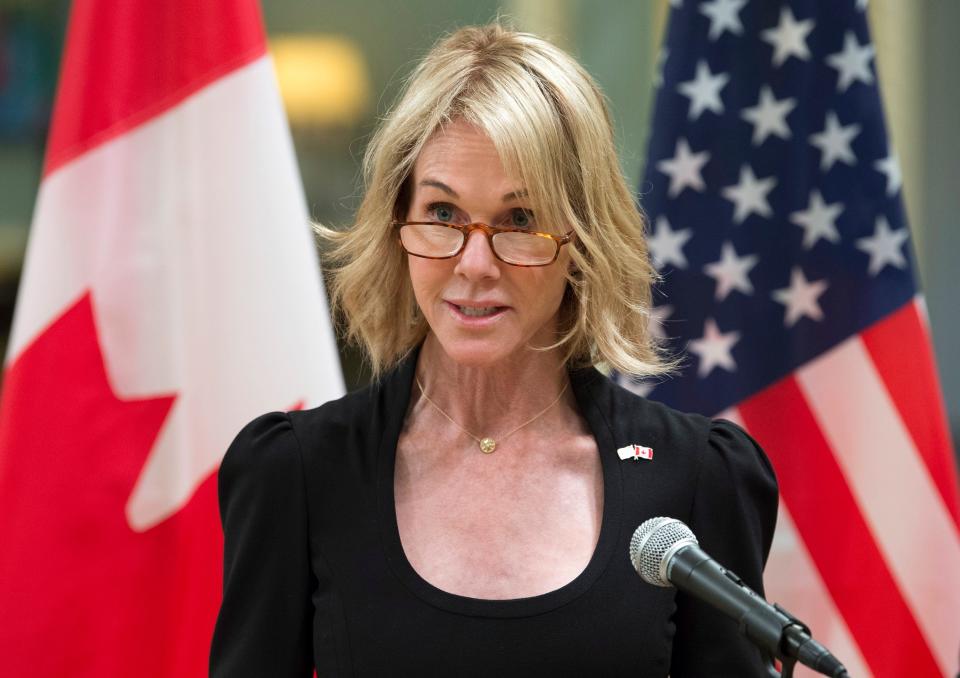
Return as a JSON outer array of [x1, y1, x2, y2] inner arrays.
[[415, 375, 569, 454]]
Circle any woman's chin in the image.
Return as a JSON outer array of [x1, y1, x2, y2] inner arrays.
[[431, 334, 520, 370], [444, 345, 511, 369]]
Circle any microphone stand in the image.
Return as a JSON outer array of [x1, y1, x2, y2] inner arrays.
[[776, 605, 810, 678], [669, 546, 848, 676], [766, 657, 798, 678], [629, 518, 849, 676], [767, 656, 798, 678], [751, 602, 839, 677]]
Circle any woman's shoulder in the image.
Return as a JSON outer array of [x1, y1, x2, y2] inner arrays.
[[218, 411, 302, 504], [287, 370, 402, 443], [592, 374, 779, 571], [580, 368, 714, 449], [289, 381, 379, 429], [585, 370, 777, 495]]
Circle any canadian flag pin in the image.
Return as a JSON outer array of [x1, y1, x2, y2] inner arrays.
[[617, 444, 654, 462]]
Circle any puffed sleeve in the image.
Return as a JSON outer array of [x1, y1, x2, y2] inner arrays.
[[670, 419, 779, 677], [209, 412, 314, 677]]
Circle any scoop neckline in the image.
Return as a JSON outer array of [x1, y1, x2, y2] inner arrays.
[[375, 349, 624, 619]]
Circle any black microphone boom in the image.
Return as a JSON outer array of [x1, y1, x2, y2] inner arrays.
[[629, 517, 848, 678]]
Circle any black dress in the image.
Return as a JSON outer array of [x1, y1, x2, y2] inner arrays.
[[210, 351, 779, 677]]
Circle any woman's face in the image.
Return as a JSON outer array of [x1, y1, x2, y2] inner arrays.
[[404, 119, 571, 369]]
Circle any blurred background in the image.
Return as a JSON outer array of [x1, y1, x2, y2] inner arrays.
[[1, 0, 957, 447]]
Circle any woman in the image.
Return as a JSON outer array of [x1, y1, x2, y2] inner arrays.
[[210, 23, 778, 677]]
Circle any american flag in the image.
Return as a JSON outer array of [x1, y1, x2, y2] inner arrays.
[[621, 1, 960, 675]]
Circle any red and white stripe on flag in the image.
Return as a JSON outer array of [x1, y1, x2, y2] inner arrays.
[[0, 1, 343, 675], [723, 299, 960, 677]]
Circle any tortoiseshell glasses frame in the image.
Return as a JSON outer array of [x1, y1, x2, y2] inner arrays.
[[393, 221, 575, 267]]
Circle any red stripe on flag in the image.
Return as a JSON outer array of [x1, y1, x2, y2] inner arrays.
[[861, 300, 960, 528], [44, 0, 267, 176], [739, 376, 941, 678]]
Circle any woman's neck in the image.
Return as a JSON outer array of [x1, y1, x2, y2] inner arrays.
[[414, 333, 571, 437]]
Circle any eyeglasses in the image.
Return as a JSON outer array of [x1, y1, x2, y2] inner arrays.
[[393, 221, 574, 267]]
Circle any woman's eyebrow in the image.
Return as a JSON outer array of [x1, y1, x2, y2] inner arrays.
[[418, 179, 459, 198], [418, 179, 527, 203]]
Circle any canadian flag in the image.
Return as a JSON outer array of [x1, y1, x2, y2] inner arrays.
[[617, 443, 654, 461], [0, 1, 343, 675], [634, 445, 654, 460]]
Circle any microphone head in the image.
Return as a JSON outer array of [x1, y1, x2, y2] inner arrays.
[[629, 517, 698, 587]]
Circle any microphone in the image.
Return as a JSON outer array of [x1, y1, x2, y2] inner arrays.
[[629, 517, 848, 678]]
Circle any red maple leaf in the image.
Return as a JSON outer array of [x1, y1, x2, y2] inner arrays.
[[0, 293, 224, 676]]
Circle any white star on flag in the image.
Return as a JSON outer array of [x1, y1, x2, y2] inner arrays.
[[809, 111, 861, 172], [654, 48, 669, 88], [699, 0, 747, 40], [874, 152, 902, 196], [826, 31, 875, 92], [856, 216, 909, 275], [772, 266, 829, 327], [620, 377, 654, 398], [677, 60, 729, 120], [761, 6, 815, 67], [647, 216, 693, 270], [721, 165, 777, 223], [689, 318, 740, 377], [703, 242, 758, 301], [790, 190, 843, 249], [741, 85, 797, 145], [656, 137, 710, 197]]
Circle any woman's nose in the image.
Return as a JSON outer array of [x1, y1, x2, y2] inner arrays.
[[454, 229, 501, 280]]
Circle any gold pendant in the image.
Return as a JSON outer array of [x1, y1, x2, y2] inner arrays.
[[479, 438, 497, 454]]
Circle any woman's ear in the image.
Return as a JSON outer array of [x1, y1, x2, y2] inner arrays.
[[566, 245, 581, 275]]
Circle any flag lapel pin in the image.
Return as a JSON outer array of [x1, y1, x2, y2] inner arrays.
[[617, 444, 654, 462]]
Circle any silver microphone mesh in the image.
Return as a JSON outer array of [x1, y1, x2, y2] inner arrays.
[[629, 517, 698, 587]]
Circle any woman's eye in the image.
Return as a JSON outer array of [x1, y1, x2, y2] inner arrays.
[[511, 208, 534, 228], [430, 203, 455, 222]]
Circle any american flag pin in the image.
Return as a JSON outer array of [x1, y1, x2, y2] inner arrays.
[[617, 444, 654, 462]]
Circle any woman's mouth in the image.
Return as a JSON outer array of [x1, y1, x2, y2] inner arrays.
[[458, 305, 500, 317], [445, 301, 509, 323]]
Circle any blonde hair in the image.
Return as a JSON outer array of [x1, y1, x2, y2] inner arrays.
[[318, 23, 671, 378]]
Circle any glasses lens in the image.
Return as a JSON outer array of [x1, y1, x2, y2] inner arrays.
[[492, 231, 558, 265], [399, 223, 464, 257]]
